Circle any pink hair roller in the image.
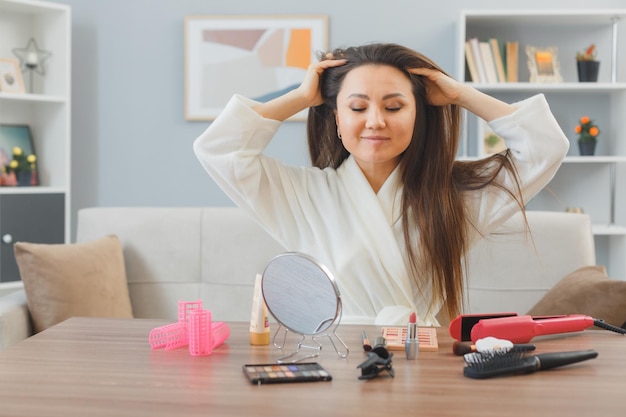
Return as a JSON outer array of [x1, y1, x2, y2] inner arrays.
[[188, 309, 231, 356], [149, 300, 202, 350], [188, 309, 213, 356], [178, 300, 203, 324], [148, 322, 188, 350], [149, 300, 230, 355]]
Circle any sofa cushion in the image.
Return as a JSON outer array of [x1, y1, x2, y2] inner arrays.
[[526, 265, 626, 327], [14, 235, 133, 333]]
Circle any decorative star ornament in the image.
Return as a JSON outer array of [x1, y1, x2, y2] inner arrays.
[[12, 38, 52, 76]]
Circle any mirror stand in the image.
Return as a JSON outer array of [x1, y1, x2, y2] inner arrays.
[[272, 322, 349, 364], [261, 252, 350, 363]]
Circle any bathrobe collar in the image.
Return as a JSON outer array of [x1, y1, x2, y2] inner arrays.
[[336, 156, 414, 307]]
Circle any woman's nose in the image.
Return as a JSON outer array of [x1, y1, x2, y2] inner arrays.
[[365, 109, 386, 129]]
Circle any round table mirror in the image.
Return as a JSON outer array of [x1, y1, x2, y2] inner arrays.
[[262, 252, 340, 335]]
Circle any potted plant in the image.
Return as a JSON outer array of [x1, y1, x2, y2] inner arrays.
[[575, 116, 600, 156], [4, 146, 37, 186], [576, 44, 600, 82]]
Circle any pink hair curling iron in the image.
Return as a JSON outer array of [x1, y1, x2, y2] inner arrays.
[[469, 314, 626, 344]]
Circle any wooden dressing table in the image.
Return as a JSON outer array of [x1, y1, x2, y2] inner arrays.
[[0, 317, 623, 417]]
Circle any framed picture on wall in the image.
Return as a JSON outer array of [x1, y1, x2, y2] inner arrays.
[[0, 124, 38, 186], [0, 58, 25, 94], [526, 46, 563, 83], [184, 14, 328, 121]]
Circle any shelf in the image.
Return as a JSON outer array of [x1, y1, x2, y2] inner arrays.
[[0, 0, 68, 13], [467, 82, 626, 93], [457, 156, 626, 163], [0, 0, 71, 283], [0, 186, 67, 195], [564, 156, 626, 163], [464, 9, 626, 25], [459, 9, 626, 279], [592, 224, 626, 236], [0, 92, 67, 104]]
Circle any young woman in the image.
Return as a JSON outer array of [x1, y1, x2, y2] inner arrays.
[[194, 43, 569, 326]]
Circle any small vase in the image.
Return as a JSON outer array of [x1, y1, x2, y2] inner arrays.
[[16, 171, 33, 186], [578, 141, 596, 156], [577, 60, 600, 82]]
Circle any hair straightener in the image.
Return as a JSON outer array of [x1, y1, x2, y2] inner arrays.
[[449, 313, 626, 344]]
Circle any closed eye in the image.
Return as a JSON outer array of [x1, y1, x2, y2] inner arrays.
[[350, 106, 402, 112]]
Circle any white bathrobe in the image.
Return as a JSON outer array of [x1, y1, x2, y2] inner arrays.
[[193, 93, 569, 326]]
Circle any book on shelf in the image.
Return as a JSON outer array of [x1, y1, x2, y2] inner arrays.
[[489, 38, 506, 83], [464, 40, 480, 82], [465, 37, 519, 84], [467, 37, 488, 83], [479, 41, 499, 83], [505, 41, 519, 82]]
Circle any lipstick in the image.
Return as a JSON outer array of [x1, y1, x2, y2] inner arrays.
[[405, 312, 419, 360]]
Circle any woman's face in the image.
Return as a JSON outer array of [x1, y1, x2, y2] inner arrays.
[[334, 64, 416, 175]]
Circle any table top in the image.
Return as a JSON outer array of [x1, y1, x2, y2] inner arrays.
[[0, 317, 625, 417]]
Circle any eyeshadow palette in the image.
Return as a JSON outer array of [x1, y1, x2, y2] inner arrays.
[[242, 362, 332, 385], [380, 326, 439, 352]]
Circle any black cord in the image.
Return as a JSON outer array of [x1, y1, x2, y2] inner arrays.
[[593, 318, 626, 335]]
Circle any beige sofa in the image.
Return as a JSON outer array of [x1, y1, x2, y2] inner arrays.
[[0, 207, 596, 350]]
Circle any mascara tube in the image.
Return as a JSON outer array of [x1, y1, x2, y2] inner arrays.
[[405, 312, 419, 360]]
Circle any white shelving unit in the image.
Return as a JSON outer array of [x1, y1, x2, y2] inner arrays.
[[0, 0, 71, 282], [458, 9, 626, 279]]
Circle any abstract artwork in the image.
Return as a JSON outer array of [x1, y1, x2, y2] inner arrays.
[[184, 15, 328, 121]]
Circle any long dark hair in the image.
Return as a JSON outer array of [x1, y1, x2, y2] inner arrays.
[[307, 43, 523, 321]]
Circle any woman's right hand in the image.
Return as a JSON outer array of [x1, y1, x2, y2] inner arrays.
[[296, 57, 347, 107], [253, 57, 346, 121]]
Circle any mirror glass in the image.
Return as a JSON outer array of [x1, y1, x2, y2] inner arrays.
[[261, 252, 341, 335]]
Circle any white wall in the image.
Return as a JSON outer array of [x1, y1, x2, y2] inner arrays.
[[46, 0, 626, 239]]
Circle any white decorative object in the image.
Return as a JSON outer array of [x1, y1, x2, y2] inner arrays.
[[12, 37, 52, 93], [525, 45, 563, 83]]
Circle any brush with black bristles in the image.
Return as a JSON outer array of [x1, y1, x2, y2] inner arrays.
[[452, 341, 536, 356], [463, 348, 598, 379]]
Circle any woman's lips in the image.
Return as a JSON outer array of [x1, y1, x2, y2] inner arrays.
[[362, 135, 389, 141]]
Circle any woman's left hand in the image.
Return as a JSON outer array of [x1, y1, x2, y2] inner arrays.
[[409, 67, 465, 107], [409, 67, 515, 121]]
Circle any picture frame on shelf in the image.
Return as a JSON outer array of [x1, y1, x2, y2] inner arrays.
[[525, 46, 563, 83], [0, 58, 25, 94], [184, 14, 328, 121], [0, 124, 38, 186], [477, 119, 507, 158]]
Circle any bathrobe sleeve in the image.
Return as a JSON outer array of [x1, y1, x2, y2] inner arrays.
[[192, 94, 338, 250], [463, 94, 569, 242]]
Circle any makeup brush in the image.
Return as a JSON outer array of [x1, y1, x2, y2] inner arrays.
[[362, 330, 372, 352], [463, 349, 598, 379]]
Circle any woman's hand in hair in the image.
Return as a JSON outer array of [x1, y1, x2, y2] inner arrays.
[[408, 67, 464, 107], [410, 67, 514, 121], [253, 57, 345, 121], [296, 57, 347, 107]]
